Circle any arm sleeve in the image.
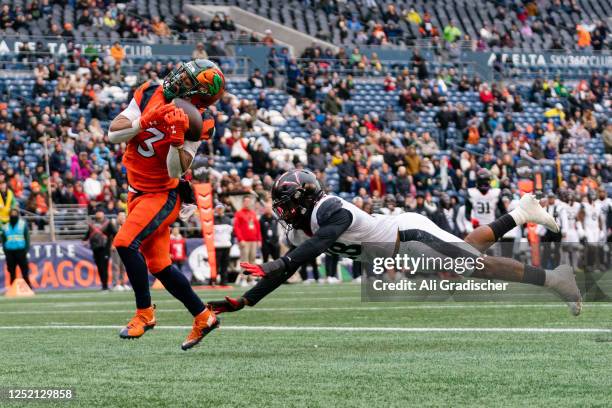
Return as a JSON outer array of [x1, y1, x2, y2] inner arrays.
[[108, 98, 142, 143], [166, 141, 200, 178], [119, 98, 141, 122], [242, 205, 352, 305], [166, 146, 183, 178]]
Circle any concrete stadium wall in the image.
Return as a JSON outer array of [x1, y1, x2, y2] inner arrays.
[[184, 4, 339, 57]]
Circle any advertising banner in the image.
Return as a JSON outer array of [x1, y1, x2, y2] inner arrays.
[[0, 239, 224, 292]]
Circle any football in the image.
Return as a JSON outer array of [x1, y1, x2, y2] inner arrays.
[[173, 98, 203, 142]]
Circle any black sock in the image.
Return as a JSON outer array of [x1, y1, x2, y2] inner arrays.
[[155, 265, 205, 316], [488, 214, 517, 241], [522, 264, 546, 286], [117, 247, 152, 309]]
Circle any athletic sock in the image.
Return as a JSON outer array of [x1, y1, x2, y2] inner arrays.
[[117, 247, 152, 309], [522, 264, 546, 286], [154, 265, 205, 316], [508, 206, 527, 226], [488, 214, 517, 241]]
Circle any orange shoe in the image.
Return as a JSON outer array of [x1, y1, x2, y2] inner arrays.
[[181, 306, 220, 350], [119, 305, 156, 339]]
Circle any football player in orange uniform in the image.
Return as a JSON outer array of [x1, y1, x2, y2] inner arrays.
[[108, 59, 224, 350]]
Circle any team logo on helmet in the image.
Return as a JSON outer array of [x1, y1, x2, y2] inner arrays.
[[196, 69, 224, 96]]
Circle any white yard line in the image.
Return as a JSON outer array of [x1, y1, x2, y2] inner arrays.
[[0, 295, 360, 307], [0, 303, 611, 314], [0, 324, 609, 333]]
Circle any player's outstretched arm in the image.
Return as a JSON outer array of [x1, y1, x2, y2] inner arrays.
[[108, 100, 174, 143], [208, 205, 353, 313]]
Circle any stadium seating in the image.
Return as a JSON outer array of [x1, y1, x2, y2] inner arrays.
[[188, 0, 609, 50]]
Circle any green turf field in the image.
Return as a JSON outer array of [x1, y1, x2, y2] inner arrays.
[[1, 283, 611, 407]]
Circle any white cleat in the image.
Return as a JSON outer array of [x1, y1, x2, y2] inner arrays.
[[546, 264, 582, 316], [515, 193, 559, 232]]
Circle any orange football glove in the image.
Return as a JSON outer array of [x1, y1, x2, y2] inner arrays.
[[139, 102, 174, 129], [164, 107, 189, 147]]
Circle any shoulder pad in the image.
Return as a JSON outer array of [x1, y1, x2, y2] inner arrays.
[[316, 197, 343, 226]]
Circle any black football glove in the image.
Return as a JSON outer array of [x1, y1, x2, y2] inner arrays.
[[207, 296, 246, 314]]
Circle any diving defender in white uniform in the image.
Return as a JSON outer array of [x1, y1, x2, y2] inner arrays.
[[208, 170, 582, 316]]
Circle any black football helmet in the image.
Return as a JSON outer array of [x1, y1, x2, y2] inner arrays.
[[271, 169, 324, 229], [476, 168, 492, 193]]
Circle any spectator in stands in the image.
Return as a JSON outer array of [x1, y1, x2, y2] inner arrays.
[[138, 28, 158, 44], [151, 16, 171, 38], [50, 143, 67, 174], [256, 91, 270, 109], [405, 8, 421, 25], [308, 145, 326, 172], [443, 21, 462, 43], [417, 132, 439, 157], [262, 29, 275, 46], [233, 195, 261, 287], [1, 208, 31, 288], [32, 77, 49, 98], [192, 42, 208, 60], [109, 42, 126, 65], [591, 21, 607, 50], [71, 152, 93, 181], [282, 97, 303, 121], [222, 14, 236, 31], [249, 68, 264, 89], [83, 171, 102, 200], [411, 50, 428, 80], [25, 181, 48, 230], [576, 24, 591, 48], [209, 14, 224, 31], [323, 89, 342, 115], [84, 210, 115, 291]]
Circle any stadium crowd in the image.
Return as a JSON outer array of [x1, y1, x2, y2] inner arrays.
[[0, 1, 610, 285]]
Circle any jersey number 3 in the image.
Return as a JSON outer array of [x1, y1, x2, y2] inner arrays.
[[137, 128, 164, 158]]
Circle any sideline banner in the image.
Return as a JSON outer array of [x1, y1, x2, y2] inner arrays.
[[0, 239, 228, 292]]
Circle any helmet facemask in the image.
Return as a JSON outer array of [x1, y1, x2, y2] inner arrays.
[[273, 190, 311, 230], [162, 60, 225, 107]]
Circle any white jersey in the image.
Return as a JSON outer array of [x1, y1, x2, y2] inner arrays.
[[561, 202, 581, 242], [286, 195, 476, 263], [581, 201, 602, 242], [468, 187, 500, 225]]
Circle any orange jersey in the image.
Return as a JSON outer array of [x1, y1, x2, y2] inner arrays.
[[122, 81, 178, 193]]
